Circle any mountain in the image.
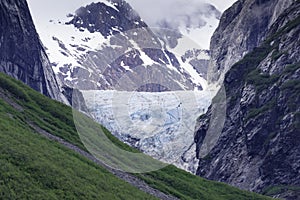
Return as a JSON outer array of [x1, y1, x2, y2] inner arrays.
[[27, 0, 218, 172], [194, 0, 300, 199], [0, 0, 63, 101], [148, 2, 221, 84], [32, 0, 208, 91], [0, 0, 296, 199], [207, 0, 295, 84], [0, 71, 272, 199], [149, 3, 221, 49]]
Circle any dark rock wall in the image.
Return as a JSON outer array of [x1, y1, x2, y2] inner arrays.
[[207, 0, 294, 84], [195, 1, 300, 199], [0, 0, 62, 101]]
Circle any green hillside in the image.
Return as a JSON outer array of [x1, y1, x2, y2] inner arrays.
[[0, 72, 272, 199]]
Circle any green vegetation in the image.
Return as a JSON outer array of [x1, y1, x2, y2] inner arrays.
[[262, 185, 300, 196], [0, 111, 158, 200], [202, 153, 212, 161], [0, 74, 85, 150], [101, 125, 140, 153], [245, 99, 276, 121], [0, 73, 30, 102], [226, 14, 300, 122], [280, 63, 300, 111], [281, 79, 300, 91], [227, 11, 300, 93], [271, 49, 285, 61], [246, 69, 279, 92], [282, 63, 300, 74], [229, 45, 271, 82], [0, 76, 156, 199], [224, 44, 272, 106], [137, 166, 271, 200], [294, 112, 300, 130], [0, 72, 272, 199]]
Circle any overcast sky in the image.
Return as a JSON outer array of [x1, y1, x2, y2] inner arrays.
[[125, 0, 237, 28], [127, 0, 237, 14], [27, 0, 98, 21], [205, 0, 237, 12], [28, 0, 237, 23]]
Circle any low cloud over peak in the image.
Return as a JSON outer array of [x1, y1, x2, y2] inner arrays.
[[127, 0, 220, 29]]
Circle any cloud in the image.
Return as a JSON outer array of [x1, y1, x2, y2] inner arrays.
[[126, 0, 236, 28], [208, 0, 238, 12], [126, 0, 204, 27]]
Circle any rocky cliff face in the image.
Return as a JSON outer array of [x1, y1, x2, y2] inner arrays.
[[207, 0, 294, 84], [195, 1, 300, 199], [0, 0, 62, 101]]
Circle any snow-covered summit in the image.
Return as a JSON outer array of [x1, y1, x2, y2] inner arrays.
[[28, 0, 211, 91]]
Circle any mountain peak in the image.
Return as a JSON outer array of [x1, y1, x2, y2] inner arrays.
[[67, 1, 146, 37]]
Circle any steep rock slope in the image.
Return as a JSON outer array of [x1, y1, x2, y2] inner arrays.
[[195, 1, 300, 199], [207, 0, 294, 84], [0, 0, 62, 101]]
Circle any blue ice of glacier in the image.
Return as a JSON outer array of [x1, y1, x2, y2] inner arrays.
[[81, 89, 216, 172]]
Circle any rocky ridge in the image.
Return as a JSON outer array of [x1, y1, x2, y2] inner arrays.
[[194, 1, 300, 199], [207, 0, 294, 84]]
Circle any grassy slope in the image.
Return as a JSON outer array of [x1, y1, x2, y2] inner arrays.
[[0, 72, 271, 200], [0, 74, 157, 199]]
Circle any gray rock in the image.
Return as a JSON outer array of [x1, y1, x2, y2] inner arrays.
[[194, 1, 300, 199], [0, 0, 63, 102], [207, 0, 294, 84]]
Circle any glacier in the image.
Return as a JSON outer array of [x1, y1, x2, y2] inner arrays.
[[81, 89, 216, 173]]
